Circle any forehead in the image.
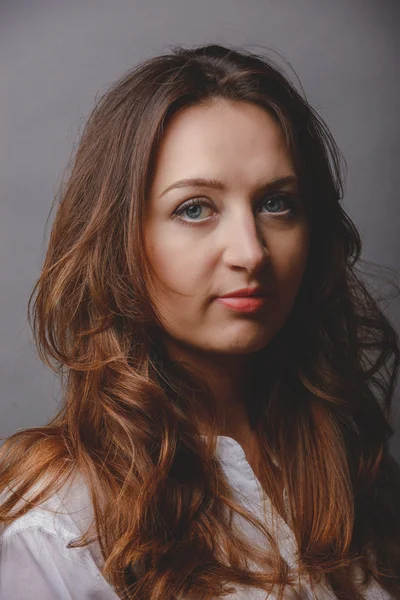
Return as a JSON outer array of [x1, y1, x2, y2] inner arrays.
[[149, 99, 293, 197]]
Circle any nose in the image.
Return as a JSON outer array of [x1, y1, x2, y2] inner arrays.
[[221, 209, 270, 273]]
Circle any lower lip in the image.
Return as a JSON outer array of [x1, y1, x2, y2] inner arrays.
[[216, 296, 267, 313]]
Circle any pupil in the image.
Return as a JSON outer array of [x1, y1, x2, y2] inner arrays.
[[187, 206, 201, 218], [268, 198, 280, 212]]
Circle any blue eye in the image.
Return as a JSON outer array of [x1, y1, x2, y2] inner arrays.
[[179, 200, 210, 220], [172, 193, 300, 226], [263, 196, 286, 214]]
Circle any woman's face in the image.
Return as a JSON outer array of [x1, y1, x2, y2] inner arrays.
[[144, 99, 310, 360]]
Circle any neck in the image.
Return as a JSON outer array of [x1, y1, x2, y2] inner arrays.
[[161, 336, 260, 439]]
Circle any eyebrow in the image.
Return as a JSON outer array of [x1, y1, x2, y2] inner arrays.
[[158, 175, 298, 198]]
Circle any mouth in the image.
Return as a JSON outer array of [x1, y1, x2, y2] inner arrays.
[[215, 296, 267, 313], [219, 286, 267, 298]]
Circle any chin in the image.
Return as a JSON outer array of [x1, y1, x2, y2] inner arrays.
[[209, 332, 272, 355]]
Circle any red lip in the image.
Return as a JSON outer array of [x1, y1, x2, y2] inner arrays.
[[216, 296, 267, 313], [219, 286, 266, 298]]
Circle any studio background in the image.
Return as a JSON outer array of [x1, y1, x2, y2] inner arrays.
[[2, 0, 400, 460]]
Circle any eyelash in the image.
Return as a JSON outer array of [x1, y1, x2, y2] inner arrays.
[[172, 193, 301, 227]]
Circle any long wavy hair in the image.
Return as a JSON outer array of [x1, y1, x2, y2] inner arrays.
[[1, 43, 400, 600]]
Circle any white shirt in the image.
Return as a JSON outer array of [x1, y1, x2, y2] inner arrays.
[[0, 436, 394, 599]]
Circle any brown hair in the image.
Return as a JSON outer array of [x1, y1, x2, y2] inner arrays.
[[1, 43, 400, 599]]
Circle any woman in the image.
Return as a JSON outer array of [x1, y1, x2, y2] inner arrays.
[[0, 43, 399, 600]]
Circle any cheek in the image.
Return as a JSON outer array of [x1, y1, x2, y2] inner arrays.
[[272, 227, 309, 292], [145, 226, 180, 285], [145, 229, 209, 302]]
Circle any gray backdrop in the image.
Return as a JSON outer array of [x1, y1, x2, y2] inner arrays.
[[2, 0, 400, 460]]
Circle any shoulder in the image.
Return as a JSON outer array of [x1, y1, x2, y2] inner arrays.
[[0, 473, 120, 599], [1, 471, 92, 541], [0, 470, 104, 568]]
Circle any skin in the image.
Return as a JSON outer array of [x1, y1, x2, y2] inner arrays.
[[144, 98, 310, 444]]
